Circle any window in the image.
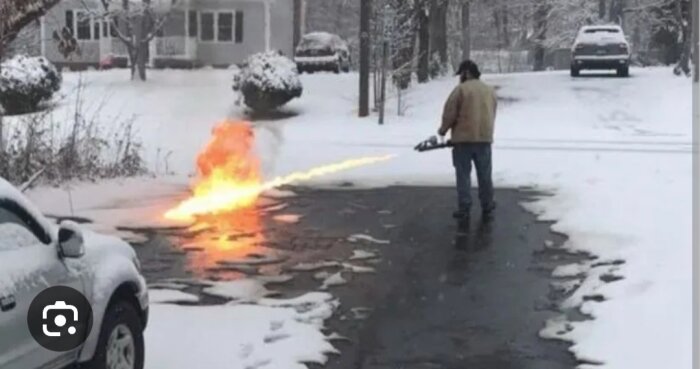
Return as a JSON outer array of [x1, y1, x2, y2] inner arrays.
[[200, 12, 215, 41], [65, 10, 74, 35], [94, 20, 101, 40], [0, 201, 51, 249], [110, 19, 120, 38], [218, 13, 233, 42], [102, 20, 109, 38], [235, 11, 244, 43], [75, 11, 92, 40], [188, 10, 198, 38]]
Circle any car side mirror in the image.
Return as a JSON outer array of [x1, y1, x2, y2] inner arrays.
[[57, 221, 85, 258]]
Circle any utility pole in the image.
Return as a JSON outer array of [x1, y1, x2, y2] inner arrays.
[[461, 0, 471, 61], [693, 0, 698, 82], [359, 0, 371, 117]]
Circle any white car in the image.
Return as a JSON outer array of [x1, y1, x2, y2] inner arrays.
[[570, 25, 631, 77], [0, 178, 148, 369], [294, 32, 351, 74]]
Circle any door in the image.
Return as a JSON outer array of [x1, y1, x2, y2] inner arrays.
[[0, 201, 84, 369]]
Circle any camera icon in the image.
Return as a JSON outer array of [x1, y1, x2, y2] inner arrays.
[[42, 301, 79, 337]]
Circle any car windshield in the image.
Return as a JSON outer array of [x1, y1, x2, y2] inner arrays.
[[584, 28, 620, 33]]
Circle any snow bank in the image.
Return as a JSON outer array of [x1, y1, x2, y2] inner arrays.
[[146, 292, 338, 369]]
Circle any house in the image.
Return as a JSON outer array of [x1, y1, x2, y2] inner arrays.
[[35, 0, 299, 69]]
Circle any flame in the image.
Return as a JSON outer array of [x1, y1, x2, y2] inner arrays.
[[165, 120, 395, 221]]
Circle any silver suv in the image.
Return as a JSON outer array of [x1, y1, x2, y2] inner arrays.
[[570, 25, 631, 77], [0, 178, 148, 369]]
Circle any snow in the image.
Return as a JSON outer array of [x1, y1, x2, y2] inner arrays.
[[203, 279, 275, 301], [146, 292, 338, 369], [295, 32, 349, 55], [347, 234, 390, 244], [233, 51, 302, 93], [149, 289, 200, 304], [6, 66, 690, 369]]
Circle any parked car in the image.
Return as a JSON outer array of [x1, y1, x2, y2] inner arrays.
[[294, 32, 351, 74], [570, 25, 631, 77], [0, 178, 148, 369]]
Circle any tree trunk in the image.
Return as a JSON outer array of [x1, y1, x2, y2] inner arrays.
[[673, 0, 691, 76], [293, 0, 304, 50], [461, 0, 471, 61], [501, 5, 510, 48], [598, 0, 606, 19], [392, 1, 415, 90], [359, 0, 371, 117], [430, 0, 448, 72], [608, 0, 624, 24], [533, 0, 548, 71], [417, 2, 430, 82], [693, 0, 698, 82]]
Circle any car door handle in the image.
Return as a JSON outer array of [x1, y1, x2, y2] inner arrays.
[[0, 295, 16, 312]]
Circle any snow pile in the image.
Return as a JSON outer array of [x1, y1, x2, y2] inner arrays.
[[147, 291, 338, 369], [295, 32, 349, 55], [233, 51, 303, 112], [0, 54, 61, 115]]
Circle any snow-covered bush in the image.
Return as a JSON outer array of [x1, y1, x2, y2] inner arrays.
[[0, 55, 62, 115], [232, 51, 303, 113]]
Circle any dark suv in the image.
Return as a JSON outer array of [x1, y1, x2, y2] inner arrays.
[[570, 25, 631, 77]]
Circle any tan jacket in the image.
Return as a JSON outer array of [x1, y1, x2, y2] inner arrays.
[[439, 79, 497, 143]]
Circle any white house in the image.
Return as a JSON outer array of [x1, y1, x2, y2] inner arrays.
[[35, 0, 301, 69]]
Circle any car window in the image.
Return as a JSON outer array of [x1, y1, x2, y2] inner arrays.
[[584, 28, 620, 33], [0, 200, 51, 247], [0, 207, 43, 250]]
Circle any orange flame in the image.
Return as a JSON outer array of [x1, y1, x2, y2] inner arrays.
[[165, 120, 395, 221]]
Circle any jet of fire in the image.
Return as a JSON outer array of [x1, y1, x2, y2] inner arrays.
[[165, 120, 395, 221]]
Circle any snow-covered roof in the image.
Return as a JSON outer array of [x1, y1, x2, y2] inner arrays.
[[576, 25, 626, 44]]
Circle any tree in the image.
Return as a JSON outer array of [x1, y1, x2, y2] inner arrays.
[[429, 0, 449, 73], [0, 0, 61, 161], [532, 0, 549, 71], [97, 0, 172, 81], [416, 0, 430, 82], [461, 0, 471, 61], [359, 0, 371, 117]]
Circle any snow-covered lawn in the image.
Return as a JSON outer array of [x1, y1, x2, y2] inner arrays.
[[17, 67, 693, 369]]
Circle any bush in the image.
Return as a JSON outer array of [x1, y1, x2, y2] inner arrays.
[[232, 51, 303, 112], [0, 55, 62, 115]]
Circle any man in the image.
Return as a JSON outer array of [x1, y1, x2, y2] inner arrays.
[[438, 60, 497, 222]]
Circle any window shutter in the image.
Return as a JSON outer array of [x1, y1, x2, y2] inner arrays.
[[235, 11, 244, 43]]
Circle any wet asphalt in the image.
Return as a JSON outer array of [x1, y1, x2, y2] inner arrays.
[[132, 186, 587, 369]]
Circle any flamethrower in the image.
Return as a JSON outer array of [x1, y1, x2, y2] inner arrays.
[[414, 136, 454, 152]]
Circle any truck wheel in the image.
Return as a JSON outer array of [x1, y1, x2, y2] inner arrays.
[[617, 66, 629, 77], [84, 301, 144, 369], [570, 67, 580, 77]]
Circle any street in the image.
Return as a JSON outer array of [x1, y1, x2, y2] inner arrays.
[[132, 186, 590, 369]]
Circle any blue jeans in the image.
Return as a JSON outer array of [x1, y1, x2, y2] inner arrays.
[[451, 143, 495, 212]]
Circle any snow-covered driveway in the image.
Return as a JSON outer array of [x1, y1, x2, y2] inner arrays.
[[22, 67, 693, 369]]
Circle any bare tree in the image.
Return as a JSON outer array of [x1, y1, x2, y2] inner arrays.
[[94, 0, 172, 81]]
